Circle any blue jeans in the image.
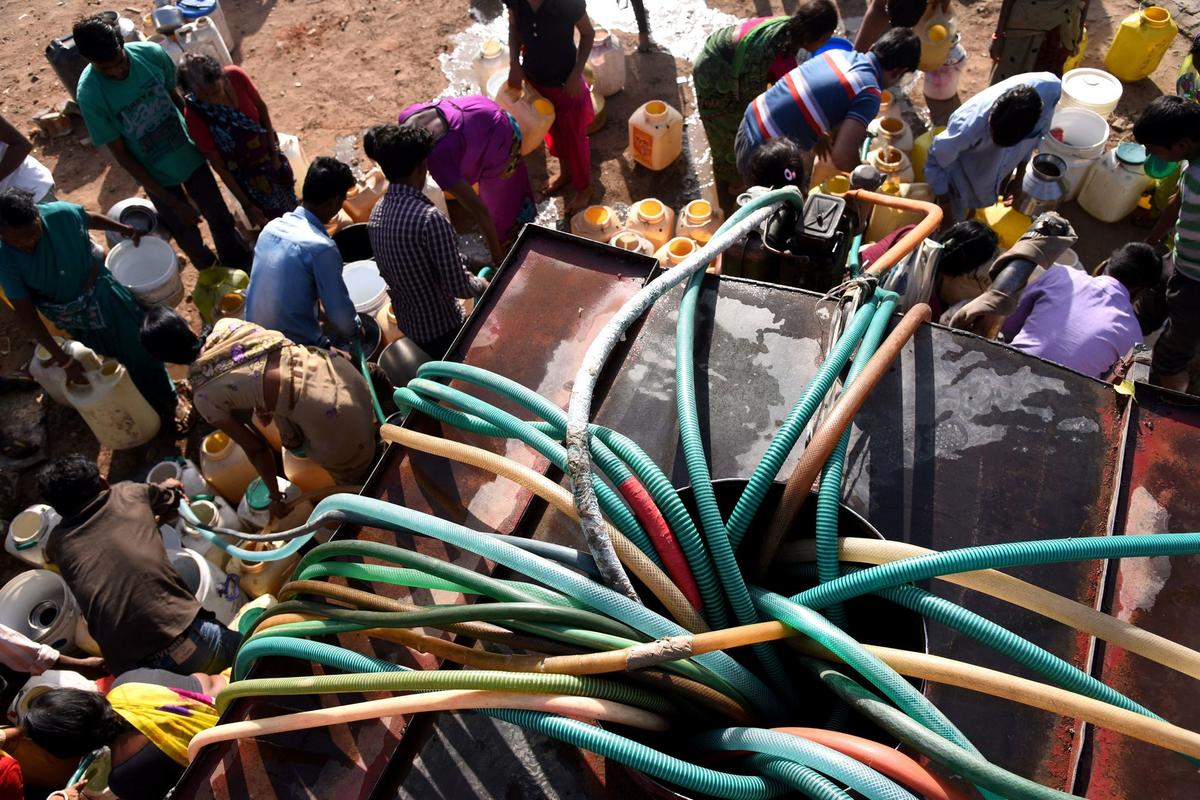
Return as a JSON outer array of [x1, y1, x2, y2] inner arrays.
[[141, 613, 243, 675]]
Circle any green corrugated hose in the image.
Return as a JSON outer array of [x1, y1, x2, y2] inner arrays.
[[675, 266, 797, 704], [748, 754, 852, 800], [698, 727, 918, 800], [808, 660, 1079, 800], [816, 293, 898, 629]]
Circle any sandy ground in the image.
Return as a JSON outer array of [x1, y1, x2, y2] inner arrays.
[[0, 0, 1189, 572]]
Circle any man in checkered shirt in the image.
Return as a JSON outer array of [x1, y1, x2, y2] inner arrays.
[[365, 124, 488, 358]]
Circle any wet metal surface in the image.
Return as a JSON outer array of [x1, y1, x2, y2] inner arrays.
[[1080, 386, 1200, 799]]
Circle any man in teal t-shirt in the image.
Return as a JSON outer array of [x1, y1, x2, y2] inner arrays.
[[0, 188, 178, 422], [73, 15, 250, 270]]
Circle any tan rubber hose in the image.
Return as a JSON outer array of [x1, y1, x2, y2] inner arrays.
[[380, 424, 707, 633], [788, 638, 1200, 760], [781, 537, 1200, 681], [188, 690, 669, 762]]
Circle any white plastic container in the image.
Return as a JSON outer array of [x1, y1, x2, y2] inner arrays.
[[192, 494, 243, 530], [1038, 107, 1109, 202], [106, 237, 183, 307], [176, 0, 236, 52], [654, 237, 698, 268], [472, 40, 510, 94], [868, 146, 915, 184], [65, 360, 161, 450], [236, 477, 305, 530], [570, 205, 621, 242], [1078, 143, 1153, 224], [199, 430, 257, 504], [177, 501, 231, 570], [343, 167, 387, 223], [168, 547, 242, 625], [923, 38, 966, 101], [176, 16, 232, 67], [149, 33, 185, 66], [4, 505, 61, 569], [1059, 68, 1123, 118], [7, 671, 98, 725], [0, 570, 82, 651], [674, 199, 723, 245], [278, 133, 309, 185], [625, 198, 676, 251], [424, 173, 449, 218], [495, 83, 556, 156], [28, 339, 102, 406], [227, 548, 302, 599], [588, 29, 626, 96], [342, 259, 389, 315], [148, 456, 209, 497]]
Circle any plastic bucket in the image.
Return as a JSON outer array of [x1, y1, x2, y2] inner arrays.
[[168, 547, 243, 625], [1059, 68, 1123, 118], [1040, 108, 1109, 201], [0, 571, 81, 650], [106, 237, 183, 307], [343, 260, 388, 314], [8, 671, 98, 725], [5, 504, 61, 568], [148, 456, 209, 497]]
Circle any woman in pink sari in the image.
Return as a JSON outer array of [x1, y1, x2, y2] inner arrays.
[[504, 0, 595, 213], [396, 96, 535, 265]]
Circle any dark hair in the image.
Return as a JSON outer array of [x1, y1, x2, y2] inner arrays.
[[140, 306, 204, 365], [781, 0, 839, 51], [0, 188, 38, 230], [72, 15, 123, 63], [936, 220, 998, 278], [24, 689, 133, 759], [1133, 95, 1200, 148], [37, 455, 104, 518], [364, 123, 434, 183], [177, 53, 224, 94], [989, 86, 1044, 147], [302, 156, 356, 206], [870, 28, 922, 74], [886, 0, 928, 27], [1104, 242, 1162, 293], [748, 137, 807, 190]]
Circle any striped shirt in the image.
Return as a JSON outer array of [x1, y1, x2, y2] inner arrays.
[[742, 50, 884, 151], [1175, 161, 1200, 281], [368, 183, 486, 345]]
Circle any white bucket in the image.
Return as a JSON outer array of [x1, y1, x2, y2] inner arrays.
[[1059, 68, 1123, 118], [148, 456, 210, 498], [1039, 108, 1110, 202], [181, 498, 239, 570], [168, 547, 243, 625], [7, 670, 98, 725], [343, 260, 388, 314], [4, 504, 61, 568], [106, 237, 183, 307], [0, 570, 82, 651]]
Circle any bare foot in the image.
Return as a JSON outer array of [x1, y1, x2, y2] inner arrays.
[[540, 173, 570, 198], [564, 186, 592, 215]]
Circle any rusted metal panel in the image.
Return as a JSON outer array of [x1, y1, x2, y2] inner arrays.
[[175, 227, 656, 799], [1081, 386, 1200, 799]]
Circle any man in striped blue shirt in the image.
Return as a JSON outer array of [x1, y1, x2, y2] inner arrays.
[[734, 28, 921, 183], [1134, 96, 1200, 392]]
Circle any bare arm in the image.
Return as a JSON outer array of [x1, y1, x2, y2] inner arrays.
[[0, 115, 33, 185], [447, 179, 503, 264], [207, 149, 267, 227], [85, 211, 139, 241], [1146, 191, 1180, 247], [830, 119, 869, 172], [507, 9, 525, 88], [566, 14, 595, 96], [211, 414, 283, 504], [11, 298, 80, 376]]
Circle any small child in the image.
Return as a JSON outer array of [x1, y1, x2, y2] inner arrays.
[[746, 136, 808, 191]]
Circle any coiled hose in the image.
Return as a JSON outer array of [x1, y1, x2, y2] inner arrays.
[[378, 423, 705, 632], [696, 727, 918, 800], [292, 513, 782, 715], [747, 754, 852, 800]]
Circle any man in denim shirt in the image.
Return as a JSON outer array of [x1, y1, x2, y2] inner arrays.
[[245, 157, 359, 348]]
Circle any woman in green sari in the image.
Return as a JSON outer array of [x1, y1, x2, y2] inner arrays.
[[694, 0, 838, 197]]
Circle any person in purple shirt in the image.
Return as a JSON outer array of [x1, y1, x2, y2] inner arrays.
[[397, 96, 534, 266], [1000, 243, 1162, 379]]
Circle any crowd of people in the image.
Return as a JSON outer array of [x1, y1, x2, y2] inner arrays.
[[0, 2, 1197, 797]]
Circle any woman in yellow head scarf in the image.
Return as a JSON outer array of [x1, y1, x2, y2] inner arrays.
[[22, 684, 218, 800]]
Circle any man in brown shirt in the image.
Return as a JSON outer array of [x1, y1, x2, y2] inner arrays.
[[39, 455, 242, 675]]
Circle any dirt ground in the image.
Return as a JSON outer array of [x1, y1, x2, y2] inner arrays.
[[0, 0, 1189, 552]]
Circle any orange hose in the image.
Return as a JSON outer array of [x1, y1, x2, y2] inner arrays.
[[842, 189, 942, 276], [771, 727, 972, 800], [755, 303, 932, 576]]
